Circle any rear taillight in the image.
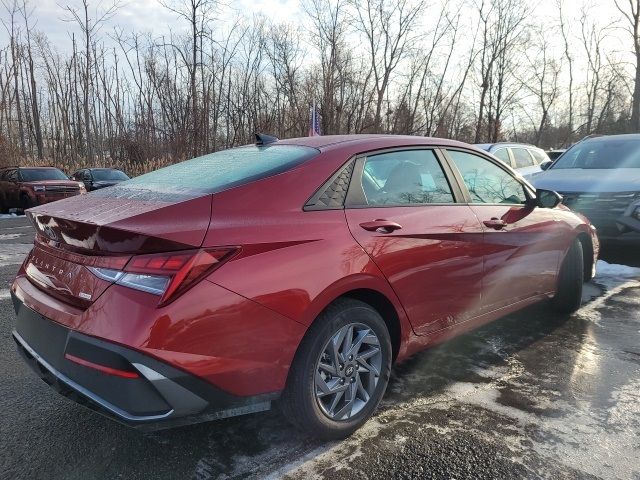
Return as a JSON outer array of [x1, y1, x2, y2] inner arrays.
[[88, 247, 237, 306]]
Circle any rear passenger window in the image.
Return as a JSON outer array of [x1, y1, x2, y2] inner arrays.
[[361, 150, 455, 205], [448, 150, 527, 205], [529, 149, 548, 164], [493, 148, 511, 165], [512, 148, 534, 168]]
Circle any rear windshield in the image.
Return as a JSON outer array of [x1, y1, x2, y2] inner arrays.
[[552, 138, 640, 169], [20, 168, 68, 181], [114, 145, 318, 196], [92, 169, 129, 181]]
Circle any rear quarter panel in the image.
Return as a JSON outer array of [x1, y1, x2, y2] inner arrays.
[[202, 153, 415, 360]]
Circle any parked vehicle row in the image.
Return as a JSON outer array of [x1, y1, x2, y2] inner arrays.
[[0, 166, 129, 213], [11, 134, 598, 439], [70, 168, 130, 191]]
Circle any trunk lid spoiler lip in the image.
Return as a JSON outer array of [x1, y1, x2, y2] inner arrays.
[[26, 193, 213, 256]]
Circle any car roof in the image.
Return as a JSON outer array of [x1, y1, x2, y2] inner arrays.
[[475, 142, 539, 150], [17, 166, 62, 170], [582, 133, 640, 143], [276, 134, 474, 151]]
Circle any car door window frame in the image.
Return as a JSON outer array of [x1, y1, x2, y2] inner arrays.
[[345, 146, 466, 208], [511, 147, 536, 169], [6, 169, 18, 182], [440, 147, 536, 206], [492, 147, 514, 167], [529, 148, 548, 165]]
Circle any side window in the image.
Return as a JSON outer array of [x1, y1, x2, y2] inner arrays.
[[448, 150, 527, 205], [512, 148, 534, 168], [6, 169, 18, 182], [83, 171, 92, 181], [492, 148, 511, 165], [361, 150, 455, 205], [529, 149, 548, 165]]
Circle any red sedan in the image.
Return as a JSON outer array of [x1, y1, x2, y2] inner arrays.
[[11, 134, 598, 439]]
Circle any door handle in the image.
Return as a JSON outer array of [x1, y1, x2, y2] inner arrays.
[[359, 219, 403, 233], [483, 218, 507, 230]]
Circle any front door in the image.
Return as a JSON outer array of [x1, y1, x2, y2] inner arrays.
[[345, 148, 485, 335], [445, 149, 563, 313]]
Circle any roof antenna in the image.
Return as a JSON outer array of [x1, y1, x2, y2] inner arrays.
[[255, 133, 279, 146]]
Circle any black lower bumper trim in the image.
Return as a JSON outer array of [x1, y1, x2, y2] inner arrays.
[[12, 294, 277, 430], [13, 331, 174, 422]]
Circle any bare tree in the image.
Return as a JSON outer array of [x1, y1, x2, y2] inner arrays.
[[62, 0, 120, 160], [521, 27, 561, 145], [160, 0, 217, 157], [473, 0, 529, 143], [615, 0, 640, 131], [353, 0, 425, 131]]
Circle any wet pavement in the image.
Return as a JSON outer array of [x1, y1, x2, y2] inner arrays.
[[0, 216, 639, 479]]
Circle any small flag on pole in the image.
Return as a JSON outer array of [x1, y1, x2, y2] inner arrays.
[[309, 102, 321, 136]]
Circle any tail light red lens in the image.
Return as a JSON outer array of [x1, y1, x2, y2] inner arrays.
[[124, 248, 237, 305], [88, 247, 238, 306]]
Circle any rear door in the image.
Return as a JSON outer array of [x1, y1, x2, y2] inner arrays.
[[511, 147, 539, 177], [344, 148, 485, 336], [492, 147, 513, 168], [444, 148, 563, 313]]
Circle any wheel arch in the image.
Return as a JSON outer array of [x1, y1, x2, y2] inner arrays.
[[341, 288, 402, 362], [299, 275, 413, 364], [576, 231, 595, 281]]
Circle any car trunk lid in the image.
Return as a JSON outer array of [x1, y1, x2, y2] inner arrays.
[[24, 187, 213, 307]]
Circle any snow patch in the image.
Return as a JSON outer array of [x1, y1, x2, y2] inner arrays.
[[0, 233, 25, 240], [595, 260, 640, 279], [0, 290, 10, 300]]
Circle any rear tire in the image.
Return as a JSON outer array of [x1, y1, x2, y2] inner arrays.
[[0, 197, 7, 214], [281, 298, 392, 440], [552, 238, 584, 313]]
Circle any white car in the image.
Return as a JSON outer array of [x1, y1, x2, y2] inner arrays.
[[475, 143, 552, 179]]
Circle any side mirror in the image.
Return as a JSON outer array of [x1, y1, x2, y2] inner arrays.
[[536, 189, 562, 208], [540, 160, 552, 171]]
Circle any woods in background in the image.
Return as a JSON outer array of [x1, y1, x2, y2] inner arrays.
[[0, 0, 639, 174]]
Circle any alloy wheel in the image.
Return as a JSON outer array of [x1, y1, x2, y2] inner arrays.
[[314, 322, 382, 420]]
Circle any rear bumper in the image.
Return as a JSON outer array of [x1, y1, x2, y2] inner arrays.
[[12, 294, 275, 430]]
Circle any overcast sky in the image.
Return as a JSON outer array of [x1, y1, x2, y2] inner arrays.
[[0, 0, 625, 50]]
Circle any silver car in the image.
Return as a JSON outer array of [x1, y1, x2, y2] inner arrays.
[[475, 143, 552, 178], [532, 134, 640, 240]]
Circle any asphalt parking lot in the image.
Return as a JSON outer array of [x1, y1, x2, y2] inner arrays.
[[1, 216, 639, 480]]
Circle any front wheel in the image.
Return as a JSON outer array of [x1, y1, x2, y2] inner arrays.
[[281, 298, 392, 439], [552, 238, 584, 313], [20, 194, 36, 212]]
